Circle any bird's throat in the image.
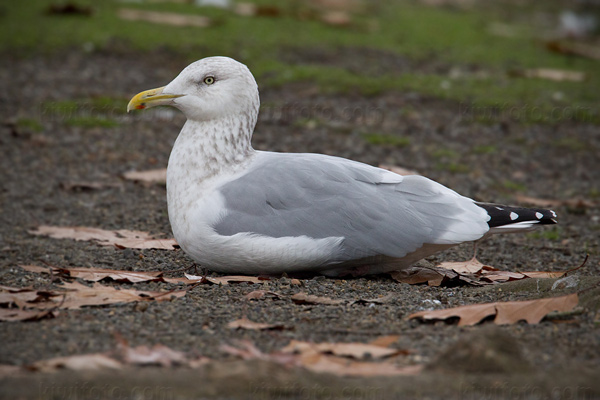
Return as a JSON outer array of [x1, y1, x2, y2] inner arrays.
[[167, 117, 255, 186]]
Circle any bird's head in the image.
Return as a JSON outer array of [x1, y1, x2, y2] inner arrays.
[[127, 56, 259, 122]]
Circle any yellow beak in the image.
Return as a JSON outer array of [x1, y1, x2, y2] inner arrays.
[[127, 86, 184, 112]]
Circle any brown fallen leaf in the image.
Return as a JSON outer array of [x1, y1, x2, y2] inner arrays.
[[222, 340, 420, 377], [282, 340, 402, 360], [437, 257, 496, 274], [393, 257, 572, 287], [390, 266, 457, 286], [121, 344, 188, 367], [291, 292, 345, 305], [55, 281, 186, 309], [480, 270, 527, 283], [227, 316, 285, 331], [29, 225, 178, 250], [220, 340, 298, 367], [183, 273, 264, 285], [0, 285, 62, 310], [510, 68, 586, 82], [2, 282, 185, 311], [29, 354, 122, 372], [20, 264, 163, 283], [0, 308, 56, 322], [243, 290, 283, 300], [298, 353, 423, 377], [122, 168, 167, 185], [117, 9, 211, 28], [521, 271, 566, 279], [408, 293, 579, 326]]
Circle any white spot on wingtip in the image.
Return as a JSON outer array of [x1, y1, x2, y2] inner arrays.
[[509, 212, 518, 221], [551, 210, 557, 218], [495, 206, 504, 210], [535, 212, 543, 219]]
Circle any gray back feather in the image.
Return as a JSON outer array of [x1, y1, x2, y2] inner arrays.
[[214, 152, 486, 263]]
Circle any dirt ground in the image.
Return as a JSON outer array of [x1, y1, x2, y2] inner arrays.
[[1, 49, 599, 399]]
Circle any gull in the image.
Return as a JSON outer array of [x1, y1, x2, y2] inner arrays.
[[127, 57, 557, 276]]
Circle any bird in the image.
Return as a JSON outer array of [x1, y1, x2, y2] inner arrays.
[[127, 56, 557, 277]]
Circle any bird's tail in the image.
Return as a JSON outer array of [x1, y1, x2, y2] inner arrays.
[[475, 202, 557, 234]]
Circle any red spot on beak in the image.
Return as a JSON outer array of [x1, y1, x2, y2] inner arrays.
[[136, 104, 145, 110]]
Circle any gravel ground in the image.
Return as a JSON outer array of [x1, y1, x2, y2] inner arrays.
[[0, 49, 599, 399]]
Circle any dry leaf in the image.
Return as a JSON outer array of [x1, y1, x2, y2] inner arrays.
[[183, 273, 264, 285], [29, 354, 122, 372], [118, 9, 211, 27], [298, 353, 422, 377], [390, 266, 456, 286], [0, 308, 56, 322], [291, 292, 345, 305], [379, 164, 420, 176], [227, 316, 285, 331], [393, 257, 570, 287], [522, 271, 566, 279], [244, 290, 283, 300], [29, 225, 178, 250], [437, 257, 495, 274], [408, 293, 579, 326], [121, 344, 188, 367], [56, 281, 185, 309], [282, 340, 401, 360], [2, 282, 185, 311], [20, 264, 163, 283], [122, 168, 167, 185], [220, 340, 298, 366], [222, 340, 420, 377], [510, 68, 585, 82]]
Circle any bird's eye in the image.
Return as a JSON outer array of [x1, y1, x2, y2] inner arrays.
[[203, 76, 215, 85]]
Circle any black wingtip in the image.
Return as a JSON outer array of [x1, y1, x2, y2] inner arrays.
[[475, 202, 558, 228]]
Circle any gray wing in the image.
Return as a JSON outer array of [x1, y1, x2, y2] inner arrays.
[[213, 152, 489, 263]]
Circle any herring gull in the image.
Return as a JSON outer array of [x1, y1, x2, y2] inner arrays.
[[127, 56, 557, 276]]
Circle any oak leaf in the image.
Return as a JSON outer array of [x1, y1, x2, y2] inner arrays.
[[227, 316, 285, 331], [291, 292, 345, 305], [20, 264, 163, 283], [29, 225, 178, 250], [121, 344, 188, 367], [0, 308, 56, 322], [122, 168, 167, 185], [408, 293, 579, 326], [29, 354, 122, 372], [281, 340, 402, 360], [183, 273, 264, 285]]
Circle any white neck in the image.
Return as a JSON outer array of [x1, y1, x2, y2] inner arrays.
[[166, 114, 256, 229], [168, 115, 255, 183]]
